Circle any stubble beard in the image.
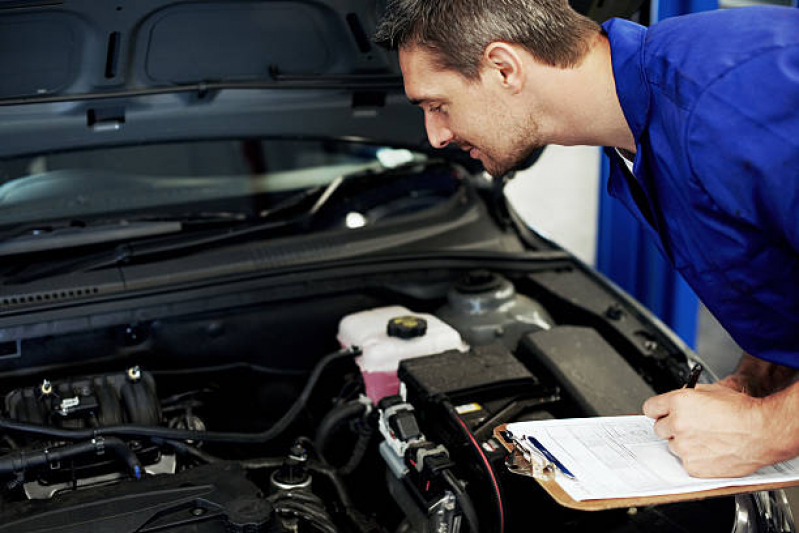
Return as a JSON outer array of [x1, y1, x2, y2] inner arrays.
[[480, 114, 544, 177]]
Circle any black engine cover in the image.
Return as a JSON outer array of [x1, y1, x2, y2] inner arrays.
[[0, 462, 276, 533]]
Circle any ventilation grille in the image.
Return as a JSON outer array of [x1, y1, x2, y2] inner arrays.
[[1, 286, 101, 308]]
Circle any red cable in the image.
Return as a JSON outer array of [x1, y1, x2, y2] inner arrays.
[[454, 415, 505, 533]]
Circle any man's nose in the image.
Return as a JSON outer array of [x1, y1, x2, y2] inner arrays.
[[425, 114, 453, 149]]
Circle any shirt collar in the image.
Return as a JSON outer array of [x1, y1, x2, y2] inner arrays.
[[602, 18, 650, 141]]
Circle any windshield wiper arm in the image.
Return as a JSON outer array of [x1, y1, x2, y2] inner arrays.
[[88, 175, 345, 270], [3, 176, 345, 286], [0, 221, 183, 258]]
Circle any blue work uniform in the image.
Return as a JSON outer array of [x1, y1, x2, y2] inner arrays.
[[602, 7, 799, 367]]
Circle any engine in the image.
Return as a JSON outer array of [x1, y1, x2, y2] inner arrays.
[[0, 271, 746, 533], [4, 369, 166, 498]]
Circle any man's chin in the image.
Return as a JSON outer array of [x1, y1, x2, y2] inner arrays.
[[483, 158, 522, 178], [483, 147, 544, 177]]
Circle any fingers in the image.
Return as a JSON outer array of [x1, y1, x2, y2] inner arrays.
[[653, 413, 675, 439], [642, 389, 679, 419]]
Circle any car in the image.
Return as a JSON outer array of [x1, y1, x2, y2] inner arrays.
[[0, 1, 793, 532]]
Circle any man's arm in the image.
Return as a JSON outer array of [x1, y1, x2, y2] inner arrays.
[[717, 352, 799, 397], [642, 356, 799, 478]]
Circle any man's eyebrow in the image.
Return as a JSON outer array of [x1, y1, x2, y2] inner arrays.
[[408, 96, 444, 107]]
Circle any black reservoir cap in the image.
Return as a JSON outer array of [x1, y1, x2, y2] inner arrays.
[[387, 316, 427, 339]]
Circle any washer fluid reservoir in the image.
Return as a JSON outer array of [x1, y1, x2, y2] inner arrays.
[[337, 306, 468, 403]]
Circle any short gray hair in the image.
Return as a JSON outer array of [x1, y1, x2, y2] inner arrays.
[[374, 0, 601, 79]]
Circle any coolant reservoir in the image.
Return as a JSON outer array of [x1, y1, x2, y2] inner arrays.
[[436, 270, 554, 346], [337, 306, 468, 403]]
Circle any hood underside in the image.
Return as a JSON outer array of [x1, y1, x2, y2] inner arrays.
[[0, 0, 641, 159]]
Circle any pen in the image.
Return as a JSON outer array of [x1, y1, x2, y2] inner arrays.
[[685, 363, 703, 389], [527, 436, 576, 479]]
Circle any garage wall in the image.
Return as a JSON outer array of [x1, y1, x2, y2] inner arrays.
[[505, 145, 601, 266]]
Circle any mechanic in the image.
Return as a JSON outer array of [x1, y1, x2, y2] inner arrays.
[[374, 0, 799, 478]]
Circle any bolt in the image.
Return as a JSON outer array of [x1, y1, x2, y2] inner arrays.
[[605, 304, 624, 320], [288, 442, 308, 464], [127, 366, 142, 382], [191, 507, 205, 517], [122, 324, 147, 346], [41, 379, 52, 395], [644, 340, 658, 352]]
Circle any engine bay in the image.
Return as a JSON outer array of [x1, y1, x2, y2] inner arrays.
[[0, 266, 748, 532]]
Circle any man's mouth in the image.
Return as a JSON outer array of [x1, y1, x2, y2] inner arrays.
[[460, 144, 479, 159]]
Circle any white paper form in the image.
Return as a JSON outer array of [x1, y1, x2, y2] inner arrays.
[[506, 416, 799, 501]]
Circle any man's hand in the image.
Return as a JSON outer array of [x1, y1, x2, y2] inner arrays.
[[643, 384, 771, 477]]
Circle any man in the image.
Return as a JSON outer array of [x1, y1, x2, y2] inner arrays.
[[374, 0, 799, 478]]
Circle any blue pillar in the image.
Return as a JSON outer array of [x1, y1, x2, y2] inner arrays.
[[653, 0, 718, 20]]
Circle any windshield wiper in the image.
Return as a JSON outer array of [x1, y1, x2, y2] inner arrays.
[[0, 221, 184, 258], [3, 176, 345, 285], [89, 176, 343, 269]]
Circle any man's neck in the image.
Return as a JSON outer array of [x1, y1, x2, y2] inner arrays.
[[531, 35, 635, 152]]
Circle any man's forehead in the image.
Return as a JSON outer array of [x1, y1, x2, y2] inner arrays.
[[399, 46, 456, 104]]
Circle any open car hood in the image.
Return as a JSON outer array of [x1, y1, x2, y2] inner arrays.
[[0, 0, 640, 162]]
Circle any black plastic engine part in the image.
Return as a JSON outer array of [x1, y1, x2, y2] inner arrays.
[[0, 462, 274, 533], [398, 343, 546, 402], [0, 347, 359, 444], [518, 326, 656, 416], [5, 368, 160, 429]]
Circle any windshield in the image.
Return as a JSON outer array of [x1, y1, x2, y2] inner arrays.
[[0, 139, 440, 230]]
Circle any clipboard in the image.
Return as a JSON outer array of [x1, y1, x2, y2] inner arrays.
[[493, 423, 799, 511]]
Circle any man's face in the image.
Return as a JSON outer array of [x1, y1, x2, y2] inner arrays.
[[399, 45, 543, 177]]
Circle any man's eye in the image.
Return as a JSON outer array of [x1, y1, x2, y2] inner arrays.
[[429, 105, 442, 113]]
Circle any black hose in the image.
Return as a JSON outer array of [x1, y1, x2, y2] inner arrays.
[[338, 415, 374, 475], [306, 460, 354, 510], [0, 347, 360, 444], [238, 456, 284, 469], [443, 469, 479, 533], [0, 437, 142, 480], [158, 439, 220, 464], [152, 362, 307, 377], [315, 401, 366, 464]]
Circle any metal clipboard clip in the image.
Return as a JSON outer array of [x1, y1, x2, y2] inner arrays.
[[501, 432, 556, 481]]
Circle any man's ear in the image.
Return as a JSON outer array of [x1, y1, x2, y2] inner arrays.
[[483, 42, 524, 93]]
